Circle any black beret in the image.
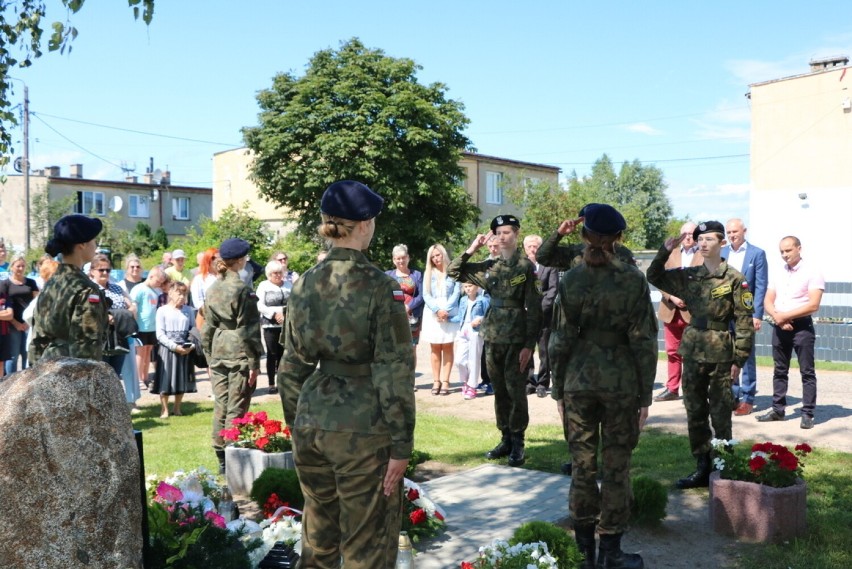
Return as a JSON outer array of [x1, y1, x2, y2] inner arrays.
[[52, 214, 102, 245], [490, 214, 521, 232], [579, 203, 626, 235], [320, 180, 384, 221], [219, 238, 250, 260], [693, 221, 725, 240]]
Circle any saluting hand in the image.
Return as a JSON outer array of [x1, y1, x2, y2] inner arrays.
[[664, 233, 688, 252], [466, 231, 494, 255], [557, 216, 584, 236]]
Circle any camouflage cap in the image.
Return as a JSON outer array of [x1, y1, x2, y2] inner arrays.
[[693, 221, 725, 240], [321, 180, 384, 221], [490, 214, 521, 231]]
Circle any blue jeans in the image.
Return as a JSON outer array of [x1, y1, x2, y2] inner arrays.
[[732, 349, 757, 404], [3, 328, 27, 375]]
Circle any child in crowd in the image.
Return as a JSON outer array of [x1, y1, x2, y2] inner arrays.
[[452, 283, 489, 400]]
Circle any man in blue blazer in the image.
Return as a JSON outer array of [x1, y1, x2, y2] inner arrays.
[[722, 218, 768, 415]]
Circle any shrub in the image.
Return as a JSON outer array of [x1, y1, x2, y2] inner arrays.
[[510, 521, 584, 569], [631, 475, 668, 525], [405, 449, 432, 478], [250, 468, 304, 513]]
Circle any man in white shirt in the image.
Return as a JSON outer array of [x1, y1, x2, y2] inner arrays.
[[722, 219, 768, 416], [757, 236, 824, 429]]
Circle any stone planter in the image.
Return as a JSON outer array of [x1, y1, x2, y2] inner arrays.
[[225, 447, 294, 496], [709, 471, 807, 543]]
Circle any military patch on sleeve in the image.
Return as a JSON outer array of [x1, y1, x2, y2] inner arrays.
[[87, 294, 101, 303], [393, 289, 405, 302], [710, 284, 732, 299], [248, 292, 258, 300], [535, 280, 543, 294], [510, 274, 527, 286], [741, 291, 754, 311]]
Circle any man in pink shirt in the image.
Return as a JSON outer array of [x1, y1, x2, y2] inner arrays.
[[757, 236, 825, 429]]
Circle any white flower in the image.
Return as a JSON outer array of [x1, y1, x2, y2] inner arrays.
[[713, 457, 726, 470]]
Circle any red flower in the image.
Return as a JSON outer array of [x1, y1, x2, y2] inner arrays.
[[435, 510, 444, 521], [406, 488, 420, 502], [409, 508, 427, 525], [461, 563, 475, 569], [749, 455, 767, 472], [263, 420, 281, 435], [205, 510, 226, 529], [254, 411, 268, 423], [256, 437, 270, 450], [795, 443, 812, 454], [219, 427, 241, 441]]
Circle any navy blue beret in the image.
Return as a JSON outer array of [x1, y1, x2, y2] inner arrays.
[[320, 180, 384, 221], [219, 238, 250, 260], [490, 214, 521, 232], [693, 221, 725, 240], [579, 203, 626, 236], [52, 214, 102, 244]]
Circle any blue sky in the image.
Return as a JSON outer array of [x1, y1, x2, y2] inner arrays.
[[6, 1, 852, 228]]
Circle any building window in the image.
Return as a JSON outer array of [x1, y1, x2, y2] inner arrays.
[[129, 195, 150, 218], [172, 197, 190, 220], [74, 191, 105, 216], [486, 171, 503, 205]]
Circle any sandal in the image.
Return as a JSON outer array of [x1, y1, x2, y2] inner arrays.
[[431, 382, 441, 396], [440, 381, 450, 396]]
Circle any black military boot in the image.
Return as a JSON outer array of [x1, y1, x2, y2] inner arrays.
[[573, 523, 596, 569], [485, 430, 512, 460], [597, 533, 643, 569], [215, 450, 227, 475], [508, 432, 526, 467], [675, 452, 712, 490]]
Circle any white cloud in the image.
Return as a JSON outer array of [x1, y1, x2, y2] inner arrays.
[[668, 182, 752, 225], [625, 122, 663, 136]]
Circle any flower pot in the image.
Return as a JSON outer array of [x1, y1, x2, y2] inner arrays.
[[709, 471, 807, 543], [259, 542, 300, 568], [225, 447, 294, 496]]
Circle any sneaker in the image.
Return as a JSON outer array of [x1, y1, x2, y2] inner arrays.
[[734, 402, 754, 416], [536, 385, 548, 398], [484, 383, 494, 396], [653, 389, 679, 402], [464, 387, 476, 400], [800, 415, 815, 429]]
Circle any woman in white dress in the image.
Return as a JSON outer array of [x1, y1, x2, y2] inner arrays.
[[421, 244, 460, 395]]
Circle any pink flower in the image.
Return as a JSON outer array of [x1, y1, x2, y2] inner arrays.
[[205, 510, 226, 529], [254, 411, 268, 423], [156, 482, 183, 504], [219, 427, 241, 441]]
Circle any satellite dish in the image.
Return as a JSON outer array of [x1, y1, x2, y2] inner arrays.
[[151, 169, 163, 184], [13, 156, 23, 173], [109, 196, 124, 213]]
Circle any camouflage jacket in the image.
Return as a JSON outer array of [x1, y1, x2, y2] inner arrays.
[[447, 249, 541, 348], [30, 263, 108, 363], [549, 259, 658, 407], [646, 246, 754, 367], [279, 247, 416, 459], [201, 271, 262, 369], [537, 230, 636, 270]]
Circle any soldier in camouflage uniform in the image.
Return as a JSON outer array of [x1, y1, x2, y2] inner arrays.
[[278, 181, 415, 569], [646, 221, 754, 490], [448, 214, 541, 467], [30, 215, 109, 363], [537, 209, 637, 271], [201, 238, 262, 474], [548, 205, 656, 569]]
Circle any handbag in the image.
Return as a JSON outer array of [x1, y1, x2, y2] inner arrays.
[[188, 327, 207, 369]]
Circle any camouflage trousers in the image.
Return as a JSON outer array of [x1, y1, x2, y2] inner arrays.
[[565, 393, 640, 534], [293, 428, 402, 569], [485, 342, 530, 433], [210, 363, 255, 450], [682, 359, 734, 456]]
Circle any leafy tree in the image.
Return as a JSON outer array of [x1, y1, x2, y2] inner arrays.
[[0, 0, 154, 167], [242, 38, 478, 268], [505, 177, 575, 243], [173, 203, 274, 268]]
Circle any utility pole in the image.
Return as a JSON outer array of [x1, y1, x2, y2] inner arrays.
[[23, 84, 30, 251]]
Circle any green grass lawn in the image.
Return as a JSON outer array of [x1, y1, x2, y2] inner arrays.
[[133, 400, 852, 569]]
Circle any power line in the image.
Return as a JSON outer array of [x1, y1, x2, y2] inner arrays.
[[32, 114, 124, 170], [31, 111, 241, 147], [551, 153, 750, 167]]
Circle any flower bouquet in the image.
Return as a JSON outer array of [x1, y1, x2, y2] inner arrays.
[[220, 411, 292, 453], [402, 478, 446, 542], [147, 472, 262, 569], [711, 438, 812, 488], [462, 539, 559, 569]]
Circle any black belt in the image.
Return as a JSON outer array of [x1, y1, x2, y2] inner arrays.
[[490, 298, 522, 308], [690, 317, 730, 332], [790, 316, 813, 327], [319, 360, 372, 377], [578, 329, 628, 348]]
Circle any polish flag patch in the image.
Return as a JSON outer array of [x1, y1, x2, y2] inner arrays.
[[87, 294, 101, 303], [392, 290, 405, 302]]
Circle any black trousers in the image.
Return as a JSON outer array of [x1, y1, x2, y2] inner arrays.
[[263, 326, 284, 386], [771, 317, 817, 418]]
